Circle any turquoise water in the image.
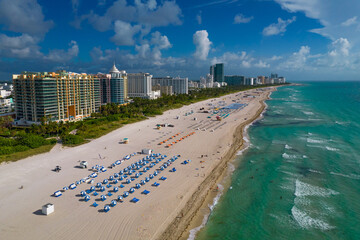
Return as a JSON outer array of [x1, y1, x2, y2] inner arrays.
[[196, 82, 360, 240]]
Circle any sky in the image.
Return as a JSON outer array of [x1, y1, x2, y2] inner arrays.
[[0, 0, 360, 81]]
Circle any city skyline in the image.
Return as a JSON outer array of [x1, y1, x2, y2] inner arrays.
[[1, 0, 360, 81]]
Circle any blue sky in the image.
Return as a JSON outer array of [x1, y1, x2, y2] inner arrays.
[[0, 0, 360, 81]]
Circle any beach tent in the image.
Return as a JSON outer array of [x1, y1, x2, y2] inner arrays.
[[135, 183, 141, 189], [54, 191, 62, 197], [92, 202, 98, 207], [81, 191, 86, 197], [103, 179, 108, 184], [96, 182, 102, 188], [100, 186, 106, 192], [113, 187, 119, 192], [142, 190, 150, 195], [104, 205, 110, 212], [109, 176, 114, 181], [117, 195, 123, 201], [126, 179, 132, 184], [145, 177, 150, 182], [149, 174, 154, 179], [84, 195, 90, 202], [129, 188, 135, 193], [90, 179, 94, 184], [140, 180, 145, 185], [63, 186, 68, 191], [110, 200, 117, 207], [90, 186, 95, 192], [119, 176, 124, 181], [69, 183, 77, 190], [100, 195, 107, 201], [154, 171, 158, 176], [123, 191, 129, 197], [114, 173, 119, 178]]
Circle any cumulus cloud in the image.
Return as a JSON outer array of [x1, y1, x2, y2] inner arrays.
[[0, 34, 41, 58], [263, 17, 296, 36], [80, 0, 182, 32], [150, 31, 172, 49], [211, 51, 254, 68], [44, 41, 79, 62], [234, 14, 253, 24], [281, 45, 311, 69], [193, 30, 212, 60], [0, 0, 53, 36], [111, 20, 141, 46], [254, 60, 270, 68]]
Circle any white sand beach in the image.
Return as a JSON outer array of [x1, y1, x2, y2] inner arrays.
[[0, 87, 274, 240]]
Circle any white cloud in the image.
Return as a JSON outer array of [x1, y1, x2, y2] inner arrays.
[[71, 0, 80, 13], [111, 20, 141, 46], [329, 38, 350, 57], [193, 30, 212, 60], [44, 41, 79, 62], [196, 11, 202, 25], [150, 31, 172, 49], [0, 34, 41, 58], [0, 0, 53, 36], [281, 45, 311, 69], [341, 16, 357, 27], [263, 17, 296, 36], [234, 14, 253, 24], [274, 0, 321, 20], [254, 60, 270, 68], [269, 55, 283, 61], [211, 51, 254, 68]]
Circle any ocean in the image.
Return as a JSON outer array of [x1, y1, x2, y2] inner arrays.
[[195, 82, 360, 240]]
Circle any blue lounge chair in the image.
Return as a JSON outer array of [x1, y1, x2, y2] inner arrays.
[[108, 192, 113, 196], [92, 202, 98, 207], [160, 176, 167, 181], [131, 198, 139, 203], [142, 190, 150, 195], [93, 192, 98, 196], [153, 182, 160, 187]]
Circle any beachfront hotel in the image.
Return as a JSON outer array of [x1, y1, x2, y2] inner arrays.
[[13, 70, 100, 124], [152, 76, 189, 94], [97, 64, 128, 105], [127, 73, 155, 99]]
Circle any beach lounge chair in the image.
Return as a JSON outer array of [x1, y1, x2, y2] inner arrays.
[[92, 202, 98, 207], [153, 182, 160, 187], [131, 198, 139, 203], [108, 192, 113, 196], [93, 192, 98, 196], [120, 184, 125, 188], [106, 184, 112, 188], [100, 195, 107, 201], [142, 190, 150, 195], [160, 176, 167, 181]]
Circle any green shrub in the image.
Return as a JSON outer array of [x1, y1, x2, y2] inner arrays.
[[61, 134, 84, 145], [17, 134, 46, 149]]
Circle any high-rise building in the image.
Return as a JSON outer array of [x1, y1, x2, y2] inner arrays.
[[98, 64, 127, 105], [13, 71, 100, 123], [206, 74, 214, 88], [127, 73, 153, 99], [152, 77, 188, 94], [224, 75, 245, 85], [210, 63, 224, 82]]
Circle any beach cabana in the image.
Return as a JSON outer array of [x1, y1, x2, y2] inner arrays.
[[129, 187, 135, 193], [104, 205, 110, 212], [113, 187, 119, 192], [142, 190, 150, 195], [63, 186, 68, 191], [84, 195, 90, 202], [54, 191, 62, 197], [117, 195, 123, 202], [90, 186, 95, 192], [149, 174, 154, 179], [113, 179, 119, 184], [96, 182, 102, 188], [100, 195, 107, 201], [154, 171, 158, 176], [126, 179, 132, 184], [92, 202, 98, 207], [123, 191, 129, 197], [135, 183, 141, 189], [100, 186, 106, 192], [103, 179, 108, 184], [145, 177, 150, 182], [109, 176, 114, 181], [140, 180, 145, 185], [80, 191, 86, 197], [69, 183, 77, 190]]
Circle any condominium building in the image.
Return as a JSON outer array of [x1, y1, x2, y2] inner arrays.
[[210, 63, 224, 82], [152, 76, 188, 94], [152, 85, 173, 96], [98, 64, 127, 105], [224, 75, 245, 86], [13, 71, 100, 124], [127, 73, 153, 99]]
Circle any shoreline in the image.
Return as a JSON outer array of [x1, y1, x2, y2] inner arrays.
[[0, 87, 275, 240], [158, 90, 273, 240]]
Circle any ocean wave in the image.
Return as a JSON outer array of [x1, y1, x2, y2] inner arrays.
[[303, 111, 314, 115], [306, 138, 325, 144], [187, 183, 224, 240], [335, 121, 350, 126], [295, 179, 339, 197], [291, 206, 335, 230], [325, 146, 339, 151], [309, 169, 323, 174], [282, 153, 298, 159], [330, 172, 360, 180], [285, 144, 292, 149]]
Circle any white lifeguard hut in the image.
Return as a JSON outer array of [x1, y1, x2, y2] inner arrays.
[[42, 203, 54, 215], [142, 149, 152, 155]]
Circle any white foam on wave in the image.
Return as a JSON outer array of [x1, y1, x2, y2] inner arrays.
[[291, 206, 335, 230], [282, 153, 298, 159], [335, 121, 349, 126], [325, 146, 339, 151], [309, 169, 323, 174], [285, 144, 292, 149], [306, 138, 325, 144], [295, 179, 339, 197], [303, 111, 314, 115], [330, 172, 360, 180], [187, 183, 225, 240]]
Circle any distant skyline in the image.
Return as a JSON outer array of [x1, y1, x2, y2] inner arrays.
[[1, 0, 360, 81]]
